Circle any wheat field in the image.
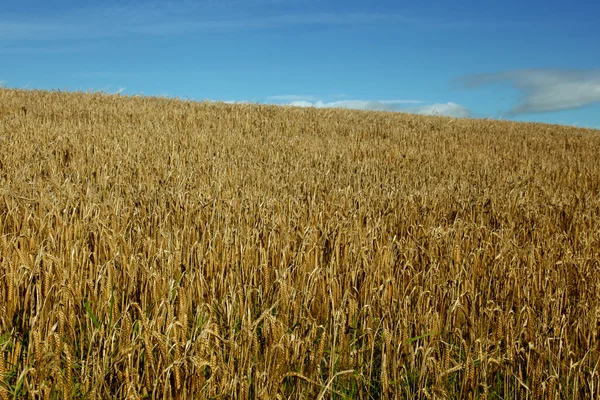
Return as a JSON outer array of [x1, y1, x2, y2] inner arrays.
[[1, 88, 599, 399]]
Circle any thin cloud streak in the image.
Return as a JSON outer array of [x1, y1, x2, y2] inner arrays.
[[3, 2, 591, 42], [285, 99, 424, 112], [270, 98, 471, 117], [9, 0, 560, 42], [461, 69, 600, 116], [408, 102, 471, 118], [0, 5, 428, 41]]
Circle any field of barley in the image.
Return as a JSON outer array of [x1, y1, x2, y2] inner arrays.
[[1, 88, 599, 399]]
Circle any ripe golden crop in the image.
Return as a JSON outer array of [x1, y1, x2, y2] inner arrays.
[[1, 88, 599, 398]]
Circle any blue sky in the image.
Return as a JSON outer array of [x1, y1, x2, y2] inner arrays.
[[1, 0, 599, 128]]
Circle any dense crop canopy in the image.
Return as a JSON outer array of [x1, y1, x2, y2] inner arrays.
[[1, 88, 599, 399]]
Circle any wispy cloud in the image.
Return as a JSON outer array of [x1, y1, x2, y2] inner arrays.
[[2, 2, 596, 42], [0, 3, 427, 41], [460, 69, 600, 116], [408, 102, 471, 118], [267, 97, 471, 117], [283, 99, 423, 112]]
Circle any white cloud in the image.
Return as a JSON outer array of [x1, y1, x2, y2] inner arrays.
[[283, 99, 423, 112], [288, 100, 314, 107], [462, 69, 600, 115], [409, 102, 471, 118], [276, 98, 471, 117]]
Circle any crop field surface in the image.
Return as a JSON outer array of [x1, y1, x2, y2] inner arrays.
[[1, 88, 600, 399]]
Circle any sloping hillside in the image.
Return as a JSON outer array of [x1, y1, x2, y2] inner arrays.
[[1, 88, 599, 399]]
